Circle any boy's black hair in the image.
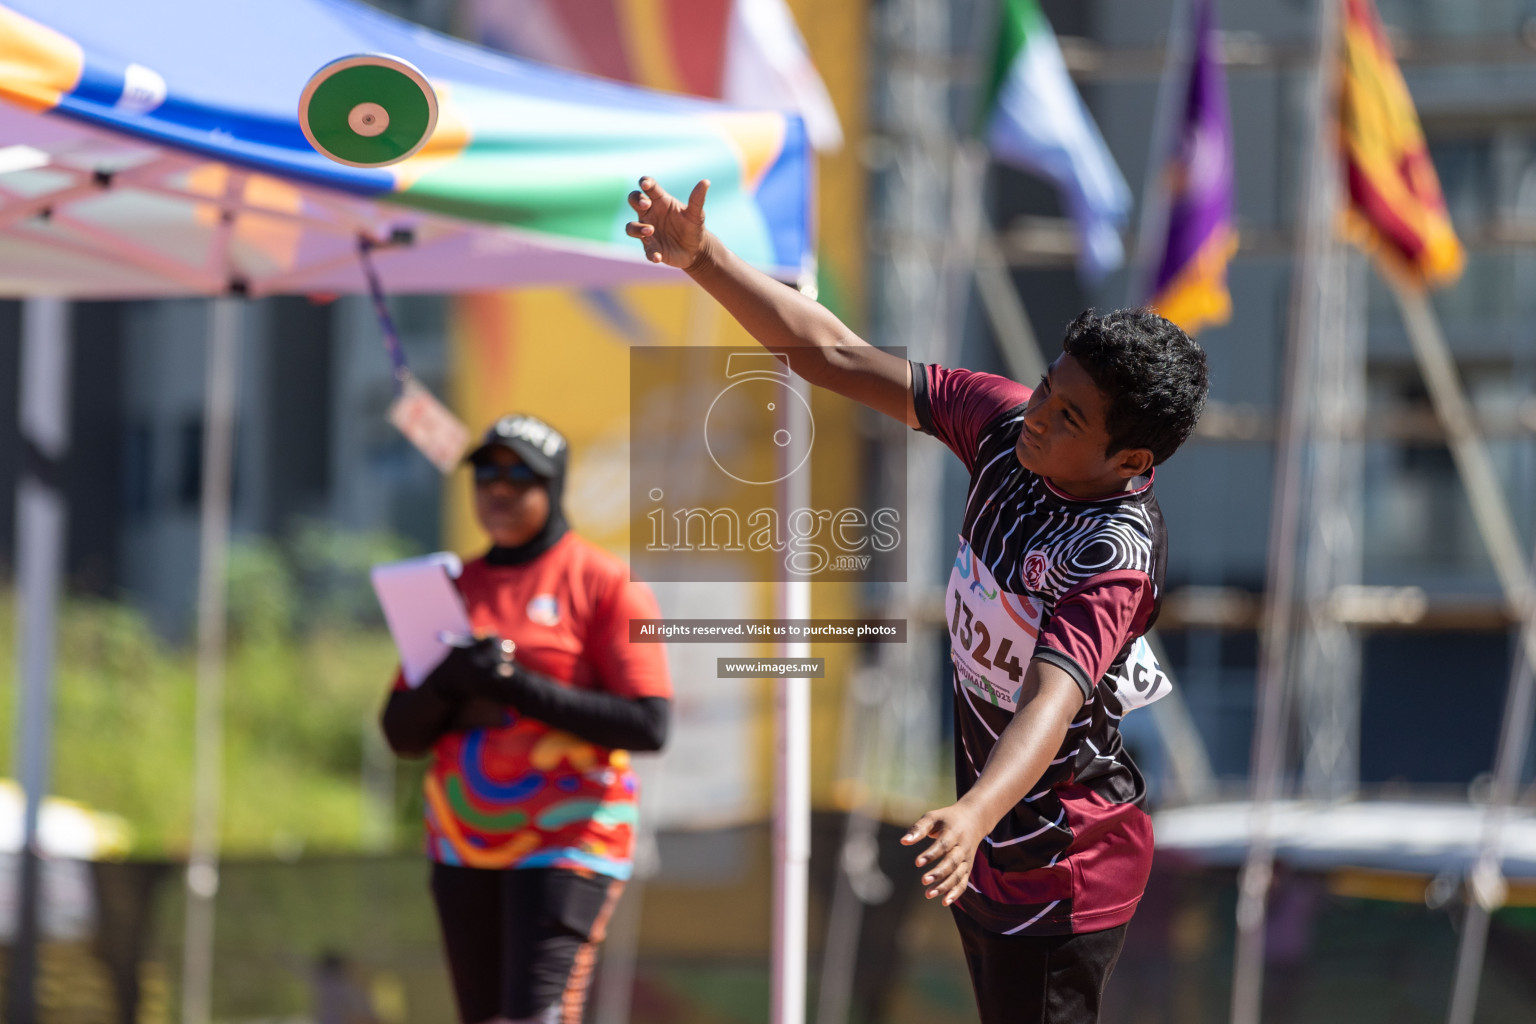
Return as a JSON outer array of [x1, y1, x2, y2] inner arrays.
[[1060, 308, 1208, 466]]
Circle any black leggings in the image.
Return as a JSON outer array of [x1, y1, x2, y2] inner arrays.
[[952, 909, 1129, 1024], [430, 864, 622, 1024]]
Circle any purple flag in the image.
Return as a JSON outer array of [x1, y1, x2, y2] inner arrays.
[[1149, 0, 1237, 335]]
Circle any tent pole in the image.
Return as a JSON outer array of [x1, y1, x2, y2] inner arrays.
[[771, 373, 814, 1024], [180, 297, 241, 1024], [1230, 0, 1342, 1019], [8, 298, 71, 1024]]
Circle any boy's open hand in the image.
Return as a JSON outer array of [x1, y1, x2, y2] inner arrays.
[[902, 799, 987, 906], [626, 177, 711, 271]]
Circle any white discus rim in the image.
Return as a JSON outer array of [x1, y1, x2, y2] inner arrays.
[[297, 53, 440, 168]]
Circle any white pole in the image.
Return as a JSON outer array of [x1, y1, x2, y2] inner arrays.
[[180, 297, 242, 1024], [1230, 1, 1341, 1020], [8, 298, 71, 1024], [1295, 245, 1365, 800], [1119, 0, 1223, 811], [953, 134, 1047, 402], [1386, 268, 1536, 1024], [973, 225, 1047, 385], [1374, 180, 1536, 1024], [771, 373, 814, 1024], [1141, 633, 1217, 804], [1445, 553, 1536, 1024], [1389, 281, 1533, 614]]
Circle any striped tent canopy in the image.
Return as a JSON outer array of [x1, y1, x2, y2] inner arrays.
[[0, 0, 812, 298]]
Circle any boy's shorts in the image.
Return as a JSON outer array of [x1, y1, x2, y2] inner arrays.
[[952, 908, 1129, 1024], [431, 863, 623, 1024]]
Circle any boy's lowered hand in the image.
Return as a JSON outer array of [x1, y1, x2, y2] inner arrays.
[[903, 798, 989, 906], [626, 177, 712, 271], [903, 659, 1085, 907]]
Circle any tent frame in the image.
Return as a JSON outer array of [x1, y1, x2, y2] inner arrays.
[[0, 146, 425, 296], [4, 113, 817, 1024]]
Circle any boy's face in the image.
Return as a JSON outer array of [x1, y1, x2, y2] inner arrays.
[[1015, 354, 1153, 498]]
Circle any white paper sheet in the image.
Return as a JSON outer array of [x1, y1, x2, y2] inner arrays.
[[370, 551, 471, 687]]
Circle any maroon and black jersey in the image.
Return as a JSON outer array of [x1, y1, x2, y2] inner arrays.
[[913, 362, 1173, 936]]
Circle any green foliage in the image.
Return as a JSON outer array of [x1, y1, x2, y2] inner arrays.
[[226, 537, 298, 643], [227, 520, 420, 642], [0, 523, 431, 859], [290, 519, 420, 631]]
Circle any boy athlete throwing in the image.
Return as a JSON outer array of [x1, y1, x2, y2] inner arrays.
[[627, 177, 1207, 1023]]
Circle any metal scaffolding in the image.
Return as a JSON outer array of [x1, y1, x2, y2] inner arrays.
[[1294, 244, 1366, 801]]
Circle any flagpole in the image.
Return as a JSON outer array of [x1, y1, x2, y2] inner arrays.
[[964, 157, 1049, 382], [1116, 0, 1224, 809], [1229, 0, 1342, 1020], [1444, 542, 1536, 1024], [1388, 282, 1533, 610], [1382, 279, 1536, 1024], [1127, 0, 1193, 307]]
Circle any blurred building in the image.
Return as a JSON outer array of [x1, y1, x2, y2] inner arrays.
[[0, 292, 450, 636]]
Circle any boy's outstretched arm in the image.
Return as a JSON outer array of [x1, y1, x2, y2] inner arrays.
[[901, 660, 1083, 905], [626, 177, 917, 428]]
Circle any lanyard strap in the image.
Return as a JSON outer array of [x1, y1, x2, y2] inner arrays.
[[358, 236, 412, 394]]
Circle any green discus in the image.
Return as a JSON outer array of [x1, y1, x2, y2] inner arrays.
[[299, 54, 438, 168]]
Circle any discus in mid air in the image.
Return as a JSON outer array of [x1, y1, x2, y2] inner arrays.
[[299, 54, 437, 167]]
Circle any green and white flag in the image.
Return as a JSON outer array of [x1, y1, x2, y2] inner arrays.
[[983, 0, 1131, 284]]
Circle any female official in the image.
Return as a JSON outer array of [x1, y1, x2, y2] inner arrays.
[[381, 413, 671, 1024]]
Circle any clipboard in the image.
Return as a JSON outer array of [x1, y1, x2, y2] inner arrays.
[[370, 551, 472, 687]]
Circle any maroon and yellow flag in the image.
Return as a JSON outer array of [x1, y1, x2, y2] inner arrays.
[[1339, 0, 1464, 289]]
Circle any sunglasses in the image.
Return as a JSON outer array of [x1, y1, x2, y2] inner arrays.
[[473, 463, 541, 486]]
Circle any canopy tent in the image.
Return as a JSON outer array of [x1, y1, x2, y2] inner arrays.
[[0, 0, 812, 298], [0, 1, 818, 1021]]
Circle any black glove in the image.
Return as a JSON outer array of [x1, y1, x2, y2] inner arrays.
[[490, 663, 670, 752], [422, 636, 516, 702], [380, 637, 517, 758]]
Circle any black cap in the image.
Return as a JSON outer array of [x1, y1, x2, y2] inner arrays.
[[466, 413, 568, 479]]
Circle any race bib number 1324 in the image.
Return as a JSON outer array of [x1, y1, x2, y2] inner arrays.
[[947, 537, 1044, 712], [947, 537, 1174, 715]]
